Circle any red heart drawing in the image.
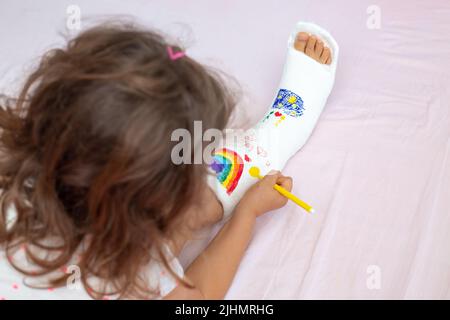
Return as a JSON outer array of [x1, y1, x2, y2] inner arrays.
[[274, 111, 282, 117], [244, 154, 251, 162]]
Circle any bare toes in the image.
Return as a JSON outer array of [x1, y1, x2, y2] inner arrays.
[[305, 35, 317, 57], [325, 50, 332, 64], [314, 40, 324, 61], [294, 32, 332, 65], [294, 32, 309, 52], [320, 47, 330, 64]]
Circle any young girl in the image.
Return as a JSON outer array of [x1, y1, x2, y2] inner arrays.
[[0, 22, 333, 299]]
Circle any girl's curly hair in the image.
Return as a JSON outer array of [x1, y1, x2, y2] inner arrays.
[[0, 22, 236, 299]]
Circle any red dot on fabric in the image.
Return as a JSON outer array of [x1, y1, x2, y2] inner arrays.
[[12, 283, 19, 290], [48, 288, 55, 292]]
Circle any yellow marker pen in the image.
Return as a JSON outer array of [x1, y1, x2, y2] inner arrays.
[[249, 166, 315, 213]]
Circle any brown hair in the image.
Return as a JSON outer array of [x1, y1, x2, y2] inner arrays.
[[0, 22, 236, 299]]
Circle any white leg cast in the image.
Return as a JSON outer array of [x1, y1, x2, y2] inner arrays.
[[207, 22, 339, 219]]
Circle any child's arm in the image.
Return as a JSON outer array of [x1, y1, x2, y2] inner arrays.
[[164, 171, 292, 300]]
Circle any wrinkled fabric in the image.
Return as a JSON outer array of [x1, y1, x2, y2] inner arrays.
[[1, 0, 449, 299]]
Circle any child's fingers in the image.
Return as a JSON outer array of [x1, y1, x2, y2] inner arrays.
[[261, 172, 293, 193], [261, 171, 282, 186], [276, 175, 293, 192]]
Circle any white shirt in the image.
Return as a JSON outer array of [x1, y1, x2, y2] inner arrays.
[[0, 244, 184, 300]]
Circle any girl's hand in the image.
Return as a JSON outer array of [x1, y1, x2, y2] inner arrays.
[[238, 171, 293, 218], [178, 171, 292, 300]]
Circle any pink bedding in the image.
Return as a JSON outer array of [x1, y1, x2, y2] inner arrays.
[[1, 0, 449, 299]]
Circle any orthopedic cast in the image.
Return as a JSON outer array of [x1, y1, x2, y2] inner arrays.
[[207, 22, 339, 218]]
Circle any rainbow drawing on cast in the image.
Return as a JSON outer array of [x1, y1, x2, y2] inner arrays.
[[211, 148, 244, 195]]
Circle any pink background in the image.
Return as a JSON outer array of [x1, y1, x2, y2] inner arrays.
[[1, 0, 449, 299]]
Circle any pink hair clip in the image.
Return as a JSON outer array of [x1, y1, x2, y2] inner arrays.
[[167, 46, 185, 61]]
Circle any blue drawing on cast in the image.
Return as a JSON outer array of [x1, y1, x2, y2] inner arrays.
[[271, 89, 305, 118]]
